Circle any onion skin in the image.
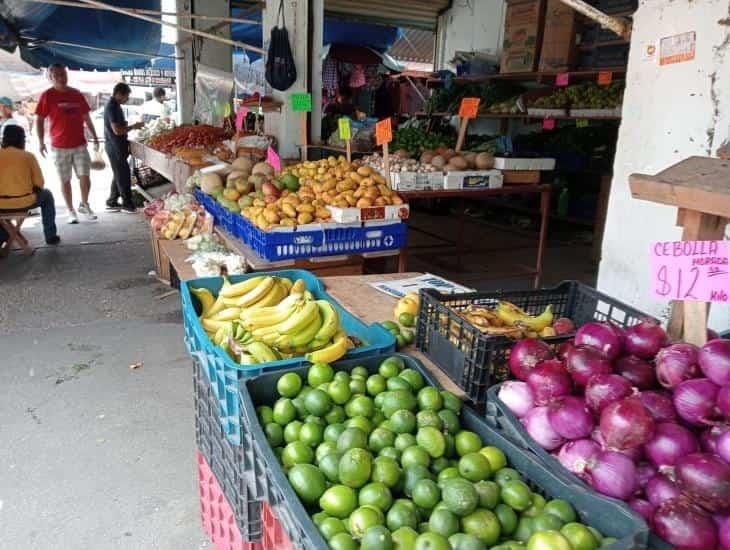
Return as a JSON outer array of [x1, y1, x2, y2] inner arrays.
[[698, 339, 730, 386], [624, 319, 668, 359], [614, 355, 657, 390], [498, 381, 535, 418], [600, 397, 655, 450], [718, 384, 730, 419], [629, 498, 656, 522], [548, 396, 595, 440], [526, 361, 573, 406], [673, 378, 721, 426], [717, 429, 730, 464], [675, 452, 730, 513], [557, 340, 576, 360], [646, 473, 682, 507], [574, 322, 625, 360], [565, 346, 613, 389], [644, 422, 699, 468], [639, 390, 677, 422], [636, 462, 658, 490], [716, 514, 730, 550], [585, 450, 637, 500], [522, 406, 565, 451], [509, 339, 555, 381], [557, 439, 600, 478], [585, 374, 634, 414], [653, 498, 718, 550], [655, 343, 700, 389]]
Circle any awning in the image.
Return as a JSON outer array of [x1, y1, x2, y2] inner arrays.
[[0, 0, 162, 70], [324, 0, 450, 31]]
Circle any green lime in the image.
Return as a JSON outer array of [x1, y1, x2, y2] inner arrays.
[[382, 390, 418, 418], [417, 387, 443, 411], [417, 410, 442, 429], [449, 533, 487, 550], [401, 445, 431, 468], [304, 388, 332, 416], [334, 370, 350, 383], [416, 426, 446, 458], [387, 501, 420, 531], [398, 312, 416, 327], [391, 409, 417, 434], [308, 362, 334, 386], [414, 532, 451, 550], [532, 512, 564, 532], [292, 396, 308, 419], [395, 433, 417, 451], [287, 463, 325, 504], [257, 405, 274, 425], [369, 427, 396, 453], [339, 448, 373, 489], [418, 522, 430, 534], [349, 377, 367, 395], [380, 360, 401, 378], [395, 334, 407, 349], [392, 526, 419, 550], [600, 537, 617, 547], [381, 320, 400, 332], [380, 446, 401, 461], [361, 525, 393, 550], [441, 478, 479, 517], [358, 482, 393, 512], [403, 464, 433, 498], [437, 467, 460, 485], [345, 395, 375, 418], [474, 480, 500, 509], [587, 526, 603, 544], [372, 456, 402, 488], [272, 398, 297, 425], [345, 416, 372, 434], [337, 427, 368, 453], [526, 531, 573, 550], [461, 508, 501, 545], [514, 517, 535, 543], [373, 411, 386, 427], [401, 330, 415, 345], [458, 452, 492, 482], [479, 446, 507, 471], [329, 531, 358, 550], [350, 505, 385, 539], [560, 523, 598, 550], [325, 423, 346, 443], [454, 430, 482, 457], [443, 433, 456, 458], [430, 457, 450, 475], [277, 372, 302, 397], [367, 374, 387, 396], [543, 499, 576, 524], [305, 414, 326, 426], [264, 423, 284, 447], [383, 356, 405, 371], [438, 409, 460, 435], [523, 494, 546, 517], [319, 452, 342, 482], [494, 503, 518, 536], [316, 441, 338, 463], [328, 380, 352, 405], [299, 422, 324, 446], [428, 508, 460, 537], [319, 484, 358, 518], [399, 369, 425, 391], [312, 511, 329, 526], [440, 391, 462, 413], [388, 376, 413, 391], [351, 366, 369, 378], [284, 420, 303, 443], [500, 480, 533, 511], [412, 478, 441, 509], [319, 516, 346, 540], [494, 467, 523, 488], [282, 440, 314, 468]]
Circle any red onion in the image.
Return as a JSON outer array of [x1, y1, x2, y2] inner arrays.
[[699, 425, 729, 454], [553, 317, 575, 335], [557, 439, 600, 478], [557, 340, 575, 360], [656, 343, 700, 389], [522, 406, 565, 450], [698, 339, 730, 386], [526, 360, 572, 405], [639, 390, 677, 422], [509, 339, 555, 381], [629, 498, 655, 522], [585, 374, 634, 414], [565, 346, 613, 389], [718, 384, 730, 419], [591, 427, 644, 462], [600, 397, 655, 450], [585, 450, 637, 500], [644, 422, 699, 468], [498, 381, 535, 418], [653, 498, 718, 549], [614, 355, 656, 390], [574, 321, 625, 360], [646, 473, 682, 507], [673, 378, 721, 426], [548, 396, 595, 440], [716, 514, 730, 550], [624, 319, 667, 358], [636, 462, 657, 489], [717, 429, 730, 464], [675, 452, 730, 512]]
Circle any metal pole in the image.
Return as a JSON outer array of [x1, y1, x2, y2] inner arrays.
[[558, 0, 630, 38]]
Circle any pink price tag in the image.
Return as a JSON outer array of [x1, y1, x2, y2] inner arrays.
[[266, 146, 282, 173], [235, 107, 249, 131], [542, 118, 556, 130], [650, 241, 730, 303], [556, 73, 570, 86]]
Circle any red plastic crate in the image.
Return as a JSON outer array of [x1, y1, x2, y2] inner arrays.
[[261, 501, 293, 550], [197, 451, 262, 550]]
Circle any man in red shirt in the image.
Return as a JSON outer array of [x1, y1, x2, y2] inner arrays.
[[36, 64, 99, 224]]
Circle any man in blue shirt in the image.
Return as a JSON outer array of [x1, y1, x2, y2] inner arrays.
[[104, 82, 143, 213]]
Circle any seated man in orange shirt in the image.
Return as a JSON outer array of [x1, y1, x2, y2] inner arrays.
[[0, 125, 60, 245]]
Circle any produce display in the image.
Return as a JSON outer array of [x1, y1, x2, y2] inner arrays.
[[135, 117, 176, 143], [379, 293, 420, 350], [454, 302, 574, 339], [425, 82, 524, 116], [184, 234, 245, 277], [257, 357, 611, 550], [191, 276, 354, 365], [499, 322, 730, 548], [528, 83, 624, 111], [420, 149, 495, 173], [362, 152, 440, 175], [392, 127, 455, 158], [147, 192, 211, 240], [484, 97, 524, 115], [147, 124, 231, 155]]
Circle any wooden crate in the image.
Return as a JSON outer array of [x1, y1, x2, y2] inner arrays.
[[503, 170, 542, 184], [149, 227, 171, 283]]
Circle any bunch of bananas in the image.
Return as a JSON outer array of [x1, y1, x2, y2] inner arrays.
[[190, 276, 354, 365], [449, 301, 556, 340]]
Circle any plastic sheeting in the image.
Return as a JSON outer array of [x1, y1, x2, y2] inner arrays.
[[0, 0, 162, 70]]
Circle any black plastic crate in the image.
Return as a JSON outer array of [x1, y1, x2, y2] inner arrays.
[[239, 353, 649, 550], [193, 359, 262, 540], [415, 280, 653, 411]]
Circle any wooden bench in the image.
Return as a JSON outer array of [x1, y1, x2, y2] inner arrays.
[[0, 210, 33, 257]]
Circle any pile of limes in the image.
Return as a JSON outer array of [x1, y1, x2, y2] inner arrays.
[[380, 321, 414, 350], [257, 357, 612, 550]]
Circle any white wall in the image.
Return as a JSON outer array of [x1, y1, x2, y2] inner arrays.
[[598, 0, 730, 330], [436, 0, 506, 70]]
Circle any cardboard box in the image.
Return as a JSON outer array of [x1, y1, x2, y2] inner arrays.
[[326, 204, 410, 224], [501, 0, 545, 73], [443, 170, 504, 190], [149, 227, 171, 283], [494, 157, 556, 170], [538, 0, 581, 71], [391, 172, 444, 191], [502, 170, 542, 185]]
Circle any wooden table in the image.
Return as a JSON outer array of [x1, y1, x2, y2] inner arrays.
[[399, 185, 551, 288]]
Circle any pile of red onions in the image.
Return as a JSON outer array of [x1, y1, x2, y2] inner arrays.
[[497, 320, 730, 547]]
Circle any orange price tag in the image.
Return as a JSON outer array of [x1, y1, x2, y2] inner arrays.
[[376, 118, 392, 146], [598, 71, 613, 86], [458, 97, 481, 119]]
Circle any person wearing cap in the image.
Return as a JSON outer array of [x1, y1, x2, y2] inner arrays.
[[0, 96, 19, 141]]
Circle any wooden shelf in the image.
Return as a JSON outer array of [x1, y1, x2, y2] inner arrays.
[[427, 67, 627, 87], [414, 112, 621, 121]]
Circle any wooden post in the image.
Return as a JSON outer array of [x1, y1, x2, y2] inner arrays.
[[300, 113, 308, 161], [455, 118, 469, 153], [383, 142, 391, 185], [345, 139, 352, 163]]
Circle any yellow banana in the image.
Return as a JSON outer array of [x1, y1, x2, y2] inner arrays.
[[496, 302, 554, 332], [210, 307, 242, 322], [191, 287, 215, 317], [303, 290, 314, 301], [312, 300, 340, 343], [225, 277, 276, 308], [202, 318, 233, 334], [246, 341, 278, 363], [288, 313, 324, 348], [252, 324, 282, 339], [220, 276, 266, 298], [305, 331, 351, 364], [274, 300, 319, 335], [207, 277, 232, 318], [241, 294, 303, 329], [290, 278, 307, 295], [279, 278, 293, 293], [239, 353, 258, 365], [246, 281, 287, 309]]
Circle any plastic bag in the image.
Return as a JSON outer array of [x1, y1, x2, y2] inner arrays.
[[194, 64, 234, 126], [90, 149, 106, 171], [265, 0, 297, 91]]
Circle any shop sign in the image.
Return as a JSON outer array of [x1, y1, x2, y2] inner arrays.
[[650, 240, 729, 303], [659, 31, 696, 66], [121, 68, 175, 87], [290, 93, 312, 112]]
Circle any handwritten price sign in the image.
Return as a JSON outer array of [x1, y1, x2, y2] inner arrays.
[[458, 97, 481, 119], [376, 118, 393, 146], [338, 117, 351, 140], [235, 107, 249, 131], [266, 146, 282, 173], [650, 241, 730, 303]]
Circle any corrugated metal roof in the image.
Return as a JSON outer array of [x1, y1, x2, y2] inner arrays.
[[324, 0, 450, 30], [388, 28, 435, 64]]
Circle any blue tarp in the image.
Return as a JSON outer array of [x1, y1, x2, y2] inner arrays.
[[0, 0, 162, 70]]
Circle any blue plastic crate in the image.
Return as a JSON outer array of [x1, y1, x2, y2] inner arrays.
[[181, 269, 396, 445], [239, 353, 649, 550]]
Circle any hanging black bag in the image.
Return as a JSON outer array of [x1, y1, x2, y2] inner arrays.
[[265, 0, 297, 91]]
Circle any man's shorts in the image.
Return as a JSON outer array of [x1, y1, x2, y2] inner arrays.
[[52, 145, 91, 182]]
